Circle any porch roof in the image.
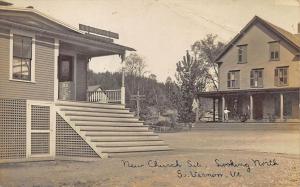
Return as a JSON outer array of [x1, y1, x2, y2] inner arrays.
[[198, 87, 300, 98]]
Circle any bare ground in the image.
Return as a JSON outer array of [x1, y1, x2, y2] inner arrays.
[[0, 129, 300, 187]]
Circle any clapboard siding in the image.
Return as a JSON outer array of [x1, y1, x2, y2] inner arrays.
[[76, 55, 88, 101], [0, 32, 55, 101]]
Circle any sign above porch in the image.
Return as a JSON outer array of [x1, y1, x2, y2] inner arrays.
[[79, 24, 119, 39]]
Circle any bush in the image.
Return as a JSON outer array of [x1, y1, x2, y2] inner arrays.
[[154, 120, 172, 127]]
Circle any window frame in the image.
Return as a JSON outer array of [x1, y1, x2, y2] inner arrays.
[[237, 44, 247, 64], [274, 66, 288, 87], [9, 29, 36, 83], [250, 68, 264, 88], [227, 70, 240, 89], [269, 41, 280, 61]]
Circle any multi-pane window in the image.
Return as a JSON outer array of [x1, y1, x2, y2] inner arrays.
[[227, 70, 240, 88], [237, 45, 247, 63], [250, 69, 263, 88], [269, 41, 280, 61], [274, 67, 288, 86], [12, 34, 32, 81]]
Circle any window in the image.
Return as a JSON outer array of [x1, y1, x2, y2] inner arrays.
[[227, 71, 240, 88], [250, 69, 263, 88], [12, 34, 33, 81], [58, 55, 73, 82], [237, 45, 247, 63], [269, 41, 280, 61], [274, 67, 288, 86]]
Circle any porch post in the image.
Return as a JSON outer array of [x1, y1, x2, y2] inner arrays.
[[299, 89, 300, 119], [249, 94, 253, 121], [222, 96, 225, 122], [213, 98, 216, 122], [195, 98, 199, 122], [121, 53, 126, 105], [280, 93, 284, 121]]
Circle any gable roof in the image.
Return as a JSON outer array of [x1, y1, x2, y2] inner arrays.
[[215, 16, 300, 63], [88, 85, 103, 92], [0, 5, 83, 34], [0, 5, 135, 54]]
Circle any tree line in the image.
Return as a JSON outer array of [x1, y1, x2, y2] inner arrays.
[[88, 34, 224, 124]]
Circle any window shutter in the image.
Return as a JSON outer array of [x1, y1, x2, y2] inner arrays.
[[284, 68, 288, 85], [235, 71, 240, 88], [243, 46, 247, 63], [258, 70, 263, 87], [250, 70, 254, 87], [227, 72, 231, 88], [274, 68, 278, 86]]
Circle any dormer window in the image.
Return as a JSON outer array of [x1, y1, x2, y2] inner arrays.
[[237, 45, 247, 63], [269, 41, 280, 61]]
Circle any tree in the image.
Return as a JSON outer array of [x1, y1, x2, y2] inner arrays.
[[124, 53, 147, 77], [191, 34, 225, 91], [176, 50, 207, 123]]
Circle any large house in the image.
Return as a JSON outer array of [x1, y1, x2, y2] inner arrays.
[[199, 16, 300, 123], [0, 5, 169, 162]]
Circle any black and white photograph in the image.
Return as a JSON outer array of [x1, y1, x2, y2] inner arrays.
[[0, 0, 300, 186]]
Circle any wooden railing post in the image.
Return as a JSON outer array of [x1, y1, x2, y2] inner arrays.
[[121, 53, 126, 105], [121, 67, 125, 105]]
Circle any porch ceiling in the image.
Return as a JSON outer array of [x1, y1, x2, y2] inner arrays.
[[198, 87, 300, 98]]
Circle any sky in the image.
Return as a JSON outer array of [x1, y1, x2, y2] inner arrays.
[[9, 0, 300, 82]]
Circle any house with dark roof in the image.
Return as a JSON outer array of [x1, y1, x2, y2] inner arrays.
[[0, 5, 170, 162], [198, 16, 300, 122]]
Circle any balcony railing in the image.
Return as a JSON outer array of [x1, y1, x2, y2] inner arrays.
[[87, 89, 121, 103]]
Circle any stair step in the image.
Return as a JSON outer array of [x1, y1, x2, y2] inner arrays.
[[59, 106, 130, 114], [85, 131, 155, 136], [64, 111, 134, 118], [80, 126, 149, 132], [75, 121, 145, 127], [56, 101, 125, 109], [101, 145, 170, 153], [69, 116, 139, 122], [90, 136, 160, 142], [95, 141, 166, 147]]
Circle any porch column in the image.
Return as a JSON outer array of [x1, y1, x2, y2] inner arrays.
[[213, 98, 216, 122], [121, 53, 126, 105], [249, 94, 253, 121], [298, 89, 300, 119], [280, 93, 284, 121], [222, 96, 225, 122]]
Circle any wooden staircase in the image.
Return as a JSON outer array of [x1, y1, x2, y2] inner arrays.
[[55, 101, 171, 158]]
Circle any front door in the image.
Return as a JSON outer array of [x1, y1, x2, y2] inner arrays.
[[58, 55, 74, 100]]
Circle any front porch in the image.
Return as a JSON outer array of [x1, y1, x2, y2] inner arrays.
[[56, 38, 128, 105], [198, 88, 300, 123]]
